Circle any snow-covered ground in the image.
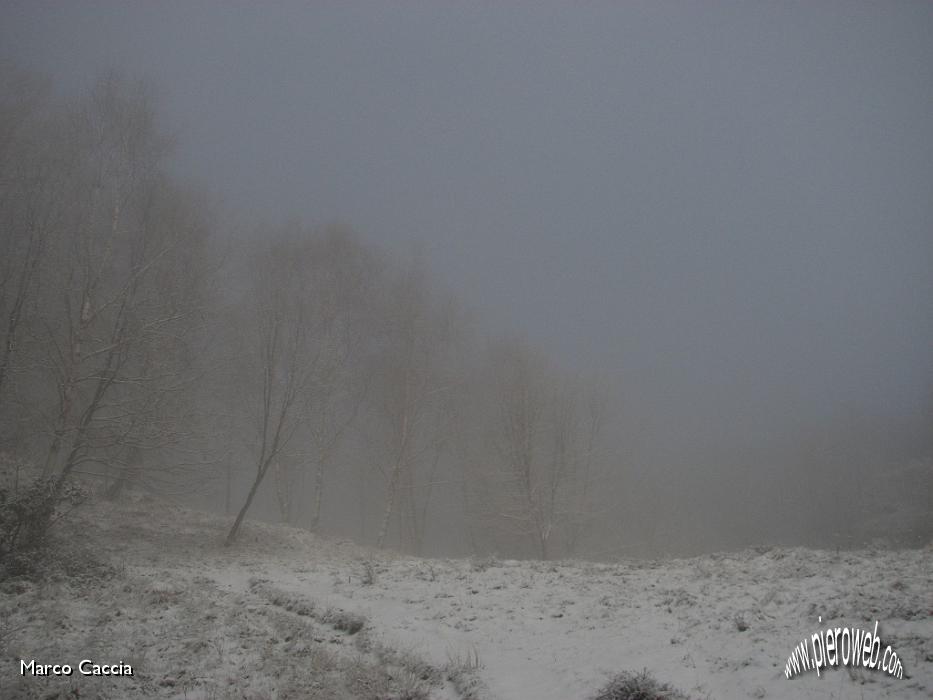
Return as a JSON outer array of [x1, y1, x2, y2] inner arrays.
[[2, 495, 929, 699]]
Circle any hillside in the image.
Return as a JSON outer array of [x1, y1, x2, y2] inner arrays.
[[2, 495, 930, 699]]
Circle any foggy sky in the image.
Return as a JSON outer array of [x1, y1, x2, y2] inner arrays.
[[3, 1, 932, 465]]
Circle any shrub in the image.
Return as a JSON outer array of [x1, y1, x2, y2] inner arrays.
[[592, 669, 688, 700], [0, 458, 86, 567]]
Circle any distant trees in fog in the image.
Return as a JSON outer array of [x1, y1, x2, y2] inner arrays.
[[369, 261, 460, 553], [3, 66, 928, 557], [0, 66, 606, 554], [463, 339, 604, 559], [0, 66, 627, 558], [224, 226, 376, 545], [1, 71, 211, 503]]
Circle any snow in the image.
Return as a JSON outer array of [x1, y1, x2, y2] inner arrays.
[[2, 495, 929, 699]]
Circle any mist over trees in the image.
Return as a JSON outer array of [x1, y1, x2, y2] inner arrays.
[[1, 68, 930, 559], [1, 71, 213, 499]]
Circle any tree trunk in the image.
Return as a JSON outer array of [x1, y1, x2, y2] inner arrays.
[[308, 453, 329, 532], [226, 467, 266, 545], [376, 461, 402, 548], [273, 459, 292, 524], [225, 462, 232, 515], [105, 449, 141, 500], [0, 230, 43, 407]]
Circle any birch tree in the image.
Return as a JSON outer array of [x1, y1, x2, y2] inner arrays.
[[371, 262, 456, 552], [0, 67, 55, 414], [225, 226, 375, 541], [270, 227, 377, 529], [225, 229, 316, 544], [2, 76, 214, 502], [476, 338, 603, 559]]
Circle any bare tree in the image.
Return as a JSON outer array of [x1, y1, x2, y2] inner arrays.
[[370, 262, 456, 552], [224, 229, 317, 544], [0, 67, 55, 412], [277, 227, 377, 530], [96, 182, 215, 499], [225, 226, 377, 541], [474, 338, 603, 559], [0, 75, 218, 504]]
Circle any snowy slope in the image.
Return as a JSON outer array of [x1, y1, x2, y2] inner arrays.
[[2, 495, 929, 699]]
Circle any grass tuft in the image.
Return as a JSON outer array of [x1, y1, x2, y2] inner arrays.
[[592, 669, 689, 700]]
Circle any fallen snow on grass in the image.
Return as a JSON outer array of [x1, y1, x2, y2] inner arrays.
[[2, 495, 929, 699]]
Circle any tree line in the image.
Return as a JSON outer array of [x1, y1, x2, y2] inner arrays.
[[6, 69, 927, 560], [0, 70, 608, 559]]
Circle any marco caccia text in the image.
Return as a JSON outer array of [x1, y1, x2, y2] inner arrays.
[[21, 658, 133, 676]]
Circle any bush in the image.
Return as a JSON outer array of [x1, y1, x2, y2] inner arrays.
[[0, 457, 86, 567], [592, 669, 688, 700]]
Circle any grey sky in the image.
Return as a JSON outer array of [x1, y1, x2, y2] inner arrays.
[[3, 1, 931, 460]]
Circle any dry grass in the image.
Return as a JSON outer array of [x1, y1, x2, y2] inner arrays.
[[592, 669, 689, 700]]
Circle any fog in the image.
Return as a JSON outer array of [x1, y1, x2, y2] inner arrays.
[[1, 2, 931, 558]]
